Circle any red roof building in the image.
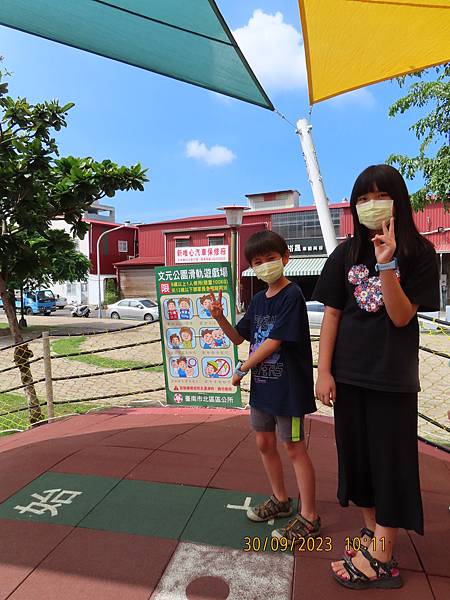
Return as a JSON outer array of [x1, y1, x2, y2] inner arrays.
[[114, 195, 450, 309]]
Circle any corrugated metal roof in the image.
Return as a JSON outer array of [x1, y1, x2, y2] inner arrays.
[[139, 203, 350, 227], [114, 256, 164, 267], [242, 257, 327, 277]]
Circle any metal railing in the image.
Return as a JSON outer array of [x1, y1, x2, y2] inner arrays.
[[0, 316, 448, 452]]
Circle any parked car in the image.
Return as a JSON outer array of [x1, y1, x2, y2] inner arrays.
[[107, 298, 159, 322], [306, 301, 324, 328], [55, 294, 67, 309], [0, 289, 56, 315]]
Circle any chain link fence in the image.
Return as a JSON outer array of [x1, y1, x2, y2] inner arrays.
[[0, 316, 448, 449]]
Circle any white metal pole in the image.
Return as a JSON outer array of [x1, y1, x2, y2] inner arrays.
[[296, 118, 337, 255], [96, 224, 130, 319], [97, 240, 102, 318]]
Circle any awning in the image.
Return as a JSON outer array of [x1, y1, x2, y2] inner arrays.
[[242, 257, 327, 277], [1, 0, 273, 110], [298, 0, 450, 104]]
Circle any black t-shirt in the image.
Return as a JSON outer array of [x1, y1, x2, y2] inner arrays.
[[312, 239, 440, 393], [236, 282, 316, 417]]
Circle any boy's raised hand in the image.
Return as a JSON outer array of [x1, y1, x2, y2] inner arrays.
[[209, 289, 223, 319]]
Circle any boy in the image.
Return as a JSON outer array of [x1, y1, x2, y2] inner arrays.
[[210, 230, 320, 542], [199, 295, 213, 318], [176, 357, 188, 378], [205, 360, 220, 378], [212, 328, 227, 348], [201, 329, 215, 349], [169, 333, 181, 349], [167, 299, 178, 320], [178, 298, 191, 320]]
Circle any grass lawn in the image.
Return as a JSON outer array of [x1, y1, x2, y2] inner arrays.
[[0, 391, 100, 435], [51, 336, 163, 372]]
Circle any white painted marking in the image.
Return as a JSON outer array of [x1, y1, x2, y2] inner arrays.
[[14, 488, 83, 517], [226, 496, 275, 525], [226, 496, 252, 511], [150, 542, 293, 600]]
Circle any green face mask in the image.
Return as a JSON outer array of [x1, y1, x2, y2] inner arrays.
[[356, 199, 393, 231], [253, 258, 284, 284]]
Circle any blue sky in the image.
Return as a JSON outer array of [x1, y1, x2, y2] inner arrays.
[[0, 0, 426, 224]]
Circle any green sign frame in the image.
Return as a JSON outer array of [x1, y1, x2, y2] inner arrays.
[[156, 262, 242, 408]]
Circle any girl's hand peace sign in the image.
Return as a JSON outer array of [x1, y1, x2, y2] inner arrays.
[[209, 289, 224, 319], [372, 217, 396, 264]]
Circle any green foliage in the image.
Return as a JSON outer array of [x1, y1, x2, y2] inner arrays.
[[0, 60, 148, 295], [387, 64, 449, 211], [104, 278, 119, 305], [51, 336, 163, 371], [0, 391, 103, 433]]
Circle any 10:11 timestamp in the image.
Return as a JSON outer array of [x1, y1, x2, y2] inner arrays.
[[345, 536, 386, 552]]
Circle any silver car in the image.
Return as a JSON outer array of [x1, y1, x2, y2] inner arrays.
[[55, 294, 67, 309], [107, 298, 159, 322], [306, 301, 325, 328]]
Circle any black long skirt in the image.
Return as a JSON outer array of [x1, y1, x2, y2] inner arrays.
[[334, 382, 424, 535]]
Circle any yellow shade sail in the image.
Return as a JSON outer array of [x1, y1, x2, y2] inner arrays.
[[298, 0, 450, 104]]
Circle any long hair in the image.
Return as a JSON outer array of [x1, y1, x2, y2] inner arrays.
[[348, 164, 434, 264]]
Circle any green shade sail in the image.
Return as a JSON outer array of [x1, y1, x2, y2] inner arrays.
[[0, 0, 273, 110]]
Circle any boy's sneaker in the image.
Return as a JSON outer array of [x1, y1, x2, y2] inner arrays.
[[271, 513, 321, 542], [247, 495, 293, 522]]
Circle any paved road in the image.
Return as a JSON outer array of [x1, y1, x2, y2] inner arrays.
[[0, 312, 159, 348]]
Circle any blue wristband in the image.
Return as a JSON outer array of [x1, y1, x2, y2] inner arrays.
[[234, 361, 249, 379], [375, 258, 398, 272]]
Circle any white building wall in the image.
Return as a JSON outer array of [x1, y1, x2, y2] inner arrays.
[[49, 220, 92, 304]]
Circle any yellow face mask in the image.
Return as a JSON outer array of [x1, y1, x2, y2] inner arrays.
[[253, 259, 284, 284], [356, 199, 393, 231]]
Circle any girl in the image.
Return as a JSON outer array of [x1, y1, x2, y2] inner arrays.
[[313, 165, 439, 590], [180, 327, 194, 349]]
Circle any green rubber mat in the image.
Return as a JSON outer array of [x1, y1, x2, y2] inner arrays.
[[0, 472, 297, 551]]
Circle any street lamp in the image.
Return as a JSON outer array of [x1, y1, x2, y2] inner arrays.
[[217, 205, 249, 307], [96, 220, 136, 318]]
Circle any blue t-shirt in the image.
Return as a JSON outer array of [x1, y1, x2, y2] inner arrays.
[[236, 282, 316, 417]]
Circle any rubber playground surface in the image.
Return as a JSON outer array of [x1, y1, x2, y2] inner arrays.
[[0, 407, 448, 599]]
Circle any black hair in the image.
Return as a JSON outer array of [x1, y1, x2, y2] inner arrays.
[[349, 164, 434, 264], [245, 230, 288, 264]]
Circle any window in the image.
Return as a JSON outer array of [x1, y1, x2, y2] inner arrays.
[[140, 299, 156, 308], [129, 300, 142, 308], [175, 238, 191, 248], [208, 235, 225, 246], [118, 240, 128, 253], [118, 300, 129, 307], [66, 283, 78, 295], [37, 290, 55, 301], [272, 209, 342, 241]]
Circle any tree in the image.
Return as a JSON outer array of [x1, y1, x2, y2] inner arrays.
[[0, 65, 148, 424], [387, 63, 449, 211]]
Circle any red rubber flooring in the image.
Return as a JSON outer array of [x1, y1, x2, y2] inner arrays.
[[0, 407, 448, 599]]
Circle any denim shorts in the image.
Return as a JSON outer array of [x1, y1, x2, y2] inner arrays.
[[250, 406, 305, 442]]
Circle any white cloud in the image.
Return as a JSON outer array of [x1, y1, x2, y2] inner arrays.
[[185, 140, 236, 167], [232, 10, 307, 94], [327, 87, 376, 108]]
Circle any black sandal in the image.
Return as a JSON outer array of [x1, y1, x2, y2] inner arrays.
[[345, 528, 398, 567], [345, 527, 374, 557], [332, 546, 403, 590]]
